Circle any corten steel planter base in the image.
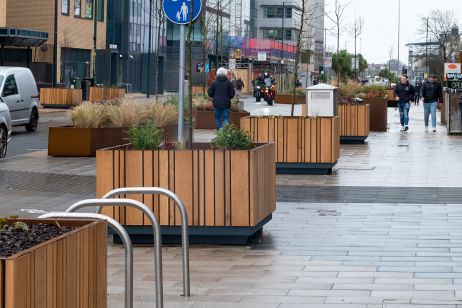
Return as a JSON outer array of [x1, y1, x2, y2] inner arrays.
[[241, 116, 340, 174], [363, 97, 388, 131], [275, 94, 306, 105], [48, 126, 128, 157], [96, 143, 276, 244], [0, 219, 107, 308], [338, 103, 370, 144], [192, 110, 250, 129]]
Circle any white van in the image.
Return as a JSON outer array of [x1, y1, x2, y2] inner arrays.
[[0, 100, 11, 158], [0, 67, 39, 132]]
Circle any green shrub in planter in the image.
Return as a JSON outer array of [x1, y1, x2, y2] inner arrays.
[[212, 124, 254, 150], [127, 122, 164, 150]]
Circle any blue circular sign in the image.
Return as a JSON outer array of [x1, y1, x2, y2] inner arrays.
[[163, 0, 202, 25]]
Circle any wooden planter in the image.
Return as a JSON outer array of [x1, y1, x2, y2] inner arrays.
[[338, 103, 370, 144], [96, 143, 276, 244], [192, 110, 250, 129], [386, 90, 397, 107], [0, 219, 107, 308], [48, 127, 128, 157], [363, 97, 388, 131], [89, 87, 125, 102], [276, 93, 306, 105], [240, 116, 340, 174], [40, 88, 82, 108]]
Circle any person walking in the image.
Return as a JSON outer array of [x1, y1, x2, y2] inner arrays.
[[394, 74, 415, 132], [420, 74, 443, 132], [414, 81, 421, 105], [208, 67, 235, 129], [235, 77, 245, 109]]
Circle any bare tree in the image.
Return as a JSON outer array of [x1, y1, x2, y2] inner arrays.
[[325, 0, 349, 86], [291, 0, 319, 116], [419, 10, 459, 63], [348, 16, 364, 80]]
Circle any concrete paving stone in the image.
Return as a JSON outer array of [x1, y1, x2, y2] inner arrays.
[[332, 284, 414, 291], [370, 290, 456, 299], [240, 295, 326, 304]]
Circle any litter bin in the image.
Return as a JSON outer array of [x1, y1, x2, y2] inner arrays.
[[81, 80, 91, 100], [70, 77, 81, 89]]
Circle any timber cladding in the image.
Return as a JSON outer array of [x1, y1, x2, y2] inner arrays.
[[0, 219, 107, 308], [40, 88, 82, 106], [338, 104, 370, 137], [240, 116, 340, 164], [96, 143, 276, 227], [89, 88, 125, 102]]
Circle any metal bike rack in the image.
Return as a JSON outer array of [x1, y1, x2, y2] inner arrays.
[[64, 199, 164, 308], [101, 187, 190, 297], [39, 212, 134, 308]]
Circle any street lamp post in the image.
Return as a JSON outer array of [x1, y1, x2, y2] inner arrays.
[[147, 0, 152, 98], [93, 0, 98, 81], [397, 0, 401, 76], [53, 0, 58, 87]]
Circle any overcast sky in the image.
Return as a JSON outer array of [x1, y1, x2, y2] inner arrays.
[[324, 0, 461, 65]]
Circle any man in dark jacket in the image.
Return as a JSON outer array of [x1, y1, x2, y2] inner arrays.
[[420, 74, 443, 132], [394, 74, 415, 131], [208, 67, 236, 129]]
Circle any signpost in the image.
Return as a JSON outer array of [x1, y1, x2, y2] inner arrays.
[[163, 0, 202, 143]]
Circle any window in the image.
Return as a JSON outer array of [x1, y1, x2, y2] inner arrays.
[[263, 29, 292, 41], [2, 75, 18, 97], [85, 0, 93, 19], [61, 0, 69, 15], [74, 0, 81, 17], [285, 30, 292, 40], [264, 6, 292, 18], [97, 0, 104, 21]]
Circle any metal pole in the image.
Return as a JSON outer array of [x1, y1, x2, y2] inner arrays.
[[178, 24, 185, 143], [101, 187, 190, 297], [65, 199, 164, 308], [39, 212, 134, 308], [147, 0, 153, 98], [53, 0, 58, 87], [426, 18, 429, 75], [93, 0, 98, 81], [397, 0, 400, 76], [281, 2, 285, 74]]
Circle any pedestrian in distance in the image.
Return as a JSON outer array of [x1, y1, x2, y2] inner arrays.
[[208, 67, 236, 130], [414, 81, 421, 105], [235, 77, 245, 109], [394, 74, 415, 132], [420, 74, 443, 132]]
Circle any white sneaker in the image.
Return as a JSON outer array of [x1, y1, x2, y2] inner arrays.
[[425, 126, 429, 132], [400, 126, 405, 132], [404, 126, 409, 132]]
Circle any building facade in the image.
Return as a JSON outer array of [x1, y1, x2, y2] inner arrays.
[[0, 0, 107, 86]]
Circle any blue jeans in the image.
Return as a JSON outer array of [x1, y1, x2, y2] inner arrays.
[[397, 102, 410, 127], [424, 101, 437, 128], [215, 108, 230, 129]]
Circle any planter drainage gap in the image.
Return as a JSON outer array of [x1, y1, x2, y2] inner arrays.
[[64, 198, 165, 307], [38, 212, 135, 308], [101, 187, 190, 297]]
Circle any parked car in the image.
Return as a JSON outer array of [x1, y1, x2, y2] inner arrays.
[[0, 67, 39, 132], [0, 97, 12, 158]]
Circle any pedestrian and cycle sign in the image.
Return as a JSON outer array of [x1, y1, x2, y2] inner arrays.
[[163, 0, 202, 25]]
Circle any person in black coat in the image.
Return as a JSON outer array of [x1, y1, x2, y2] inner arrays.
[[207, 67, 236, 129], [394, 74, 415, 132], [420, 74, 443, 132]]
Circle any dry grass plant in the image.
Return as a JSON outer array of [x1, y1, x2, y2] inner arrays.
[[71, 102, 113, 128]]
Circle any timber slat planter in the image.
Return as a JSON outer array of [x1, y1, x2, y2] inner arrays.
[[275, 93, 306, 105], [96, 143, 276, 244], [48, 127, 128, 157], [0, 219, 107, 308], [363, 97, 388, 131], [338, 103, 370, 144], [192, 110, 250, 129], [89, 87, 125, 102], [40, 88, 82, 108], [240, 116, 340, 174]]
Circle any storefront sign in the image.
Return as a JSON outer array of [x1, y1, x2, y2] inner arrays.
[[257, 52, 267, 61], [85, 0, 93, 19], [446, 73, 462, 90]]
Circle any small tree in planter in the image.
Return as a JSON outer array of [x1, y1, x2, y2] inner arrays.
[[96, 125, 275, 244], [0, 218, 107, 307]]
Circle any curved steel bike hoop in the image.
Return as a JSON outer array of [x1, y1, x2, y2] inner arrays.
[[64, 199, 164, 308], [38, 212, 134, 308], [101, 187, 190, 297]]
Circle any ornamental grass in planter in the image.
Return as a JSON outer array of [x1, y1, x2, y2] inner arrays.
[[96, 124, 275, 244], [191, 94, 250, 129], [48, 99, 184, 157], [0, 218, 107, 308]]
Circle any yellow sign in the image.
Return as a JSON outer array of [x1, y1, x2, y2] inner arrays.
[[235, 49, 241, 60]]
